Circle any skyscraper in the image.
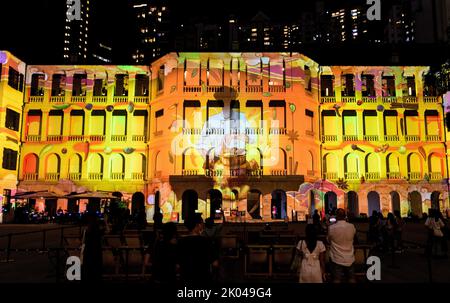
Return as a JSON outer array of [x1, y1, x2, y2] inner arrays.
[[131, 0, 171, 63], [63, 0, 91, 63]]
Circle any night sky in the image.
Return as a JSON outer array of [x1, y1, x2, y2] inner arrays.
[[0, 0, 448, 65]]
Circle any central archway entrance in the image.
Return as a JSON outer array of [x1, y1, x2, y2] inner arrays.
[[409, 191, 422, 217], [347, 191, 359, 216], [431, 191, 441, 210], [367, 191, 381, 215], [390, 191, 400, 214], [271, 190, 287, 219], [131, 192, 145, 216], [324, 191, 337, 215], [182, 190, 199, 221], [247, 189, 261, 219], [208, 189, 222, 219]]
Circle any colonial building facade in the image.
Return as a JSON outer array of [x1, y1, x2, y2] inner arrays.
[[0, 50, 448, 222]]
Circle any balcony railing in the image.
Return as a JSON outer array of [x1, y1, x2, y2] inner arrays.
[[405, 135, 420, 142], [423, 96, 438, 103], [408, 172, 422, 180], [384, 135, 399, 141], [245, 127, 263, 135], [23, 173, 38, 181], [206, 128, 225, 135], [271, 169, 287, 176], [230, 168, 243, 177], [343, 135, 358, 141], [111, 173, 125, 180], [341, 96, 356, 103], [429, 172, 442, 181], [133, 96, 149, 103], [387, 172, 402, 180], [322, 135, 338, 142], [182, 128, 202, 135], [26, 135, 41, 142], [362, 96, 377, 103], [426, 134, 441, 142], [68, 173, 82, 181], [92, 96, 107, 103], [50, 96, 65, 103], [365, 172, 380, 181], [183, 85, 201, 93], [246, 85, 263, 93], [382, 96, 397, 103], [403, 96, 417, 104], [132, 172, 145, 180], [182, 169, 198, 176], [323, 172, 338, 180], [111, 135, 127, 142], [344, 172, 360, 180], [246, 169, 263, 177], [363, 135, 379, 141], [29, 96, 44, 103], [207, 86, 224, 93], [68, 135, 84, 141], [268, 85, 286, 93], [45, 173, 60, 181], [269, 127, 287, 135], [89, 135, 105, 141], [47, 135, 63, 142], [71, 96, 86, 103], [205, 169, 223, 177], [320, 96, 336, 103], [231, 85, 240, 93], [113, 96, 128, 103], [88, 173, 103, 180], [132, 135, 146, 142]]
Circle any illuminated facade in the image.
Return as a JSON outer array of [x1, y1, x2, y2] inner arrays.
[[0, 50, 448, 222], [0, 52, 25, 223]]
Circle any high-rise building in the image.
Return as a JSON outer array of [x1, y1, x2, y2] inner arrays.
[[63, 0, 91, 63], [131, 0, 171, 63]]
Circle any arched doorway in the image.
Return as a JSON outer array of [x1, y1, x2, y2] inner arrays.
[[247, 189, 261, 219], [390, 191, 400, 213], [271, 190, 287, 219], [347, 191, 359, 216], [87, 198, 101, 213], [208, 189, 222, 219], [367, 191, 381, 215], [131, 192, 145, 216], [309, 191, 316, 215], [182, 190, 198, 220], [324, 191, 337, 214], [409, 191, 422, 217], [45, 199, 57, 216], [431, 191, 440, 210]]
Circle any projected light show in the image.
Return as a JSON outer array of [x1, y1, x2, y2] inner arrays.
[[0, 52, 448, 224]]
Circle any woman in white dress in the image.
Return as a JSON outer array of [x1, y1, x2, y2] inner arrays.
[[297, 224, 327, 283]]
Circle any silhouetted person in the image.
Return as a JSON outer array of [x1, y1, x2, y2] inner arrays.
[[177, 214, 219, 285], [81, 213, 103, 282], [328, 208, 356, 283], [394, 210, 405, 252], [152, 222, 178, 283]]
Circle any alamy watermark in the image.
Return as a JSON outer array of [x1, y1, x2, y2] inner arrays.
[[66, 0, 81, 21], [367, 0, 381, 21]]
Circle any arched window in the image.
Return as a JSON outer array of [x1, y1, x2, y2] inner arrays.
[[344, 153, 359, 180]]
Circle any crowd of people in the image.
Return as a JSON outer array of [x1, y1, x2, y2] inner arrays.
[[368, 210, 405, 253]]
